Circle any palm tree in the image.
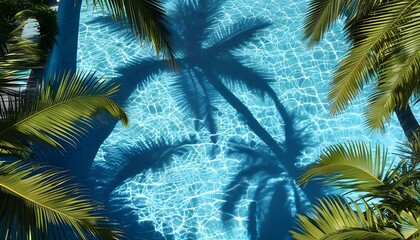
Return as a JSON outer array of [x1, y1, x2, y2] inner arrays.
[[0, 70, 129, 238], [291, 138, 420, 239], [303, 0, 420, 140]]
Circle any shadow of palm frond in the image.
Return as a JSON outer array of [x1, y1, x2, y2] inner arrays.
[[107, 195, 176, 240], [89, 135, 196, 239], [87, 0, 325, 238], [90, 135, 197, 201], [221, 125, 319, 239], [97, 0, 292, 151]]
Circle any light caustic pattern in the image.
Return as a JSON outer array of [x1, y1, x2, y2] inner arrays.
[[78, 0, 410, 239]]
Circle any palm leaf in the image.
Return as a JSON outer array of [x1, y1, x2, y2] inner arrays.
[[298, 142, 396, 193], [0, 71, 128, 159], [290, 196, 402, 240], [0, 21, 43, 83], [364, 2, 420, 131], [15, 3, 58, 54], [344, 0, 384, 43], [92, 0, 175, 65], [303, 0, 348, 46], [366, 49, 420, 131], [0, 160, 122, 239], [328, 1, 418, 114], [400, 209, 420, 239]]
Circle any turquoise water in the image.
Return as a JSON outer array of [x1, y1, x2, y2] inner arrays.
[[77, 0, 409, 239]]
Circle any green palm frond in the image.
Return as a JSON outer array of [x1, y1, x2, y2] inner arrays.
[[328, 1, 418, 114], [366, 49, 420, 131], [400, 210, 420, 239], [0, 21, 43, 83], [92, 0, 175, 65], [344, 0, 384, 41], [364, 2, 420, 131], [303, 0, 348, 46], [398, 131, 420, 166], [290, 196, 402, 240], [0, 160, 122, 239], [15, 4, 58, 54], [298, 141, 398, 193], [0, 71, 128, 159]]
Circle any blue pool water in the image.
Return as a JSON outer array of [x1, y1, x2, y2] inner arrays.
[[77, 0, 410, 239]]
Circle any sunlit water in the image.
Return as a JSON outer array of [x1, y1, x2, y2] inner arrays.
[[77, 0, 411, 239]]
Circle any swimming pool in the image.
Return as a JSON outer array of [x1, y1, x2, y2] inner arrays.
[[77, 0, 410, 239]]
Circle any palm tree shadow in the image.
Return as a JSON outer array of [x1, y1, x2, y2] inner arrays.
[[221, 115, 323, 239], [89, 136, 196, 239], [94, 0, 286, 148], [85, 0, 326, 238], [90, 136, 197, 200], [107, 195, 175, 240]]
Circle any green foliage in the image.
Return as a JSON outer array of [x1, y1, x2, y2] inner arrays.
[[91, 0, 175, 65], [0, 72, 128, 159], [291, 197, 402, 240], [0, 71, 129, 239], [16, 4, 58, 54], [0, 0, 57, 84], [0, 160, 123, 239], [292, 139, 420, 239], [304, 0, 420, 131], [299, 142, 390, 192]]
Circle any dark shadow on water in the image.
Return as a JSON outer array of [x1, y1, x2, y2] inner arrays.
[[107, 196, 175, 240], [220, 117, 323, 240], [80, 0, 326, 239], [90, 136, 197, 201], [89, 136, 196, 239]]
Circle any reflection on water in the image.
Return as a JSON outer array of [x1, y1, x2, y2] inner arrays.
[[77, 0, 408, 239]]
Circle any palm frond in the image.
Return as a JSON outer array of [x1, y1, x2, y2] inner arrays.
[[0, 22, 43, 83], [0, 71, 128, 159], [344, 0, 384, 43], [0, 160, 122, 239], [328, 1, 418, 114], [400, 209, 420, 239], [298, 141, 396, 194], [363, 1, 420, 131], [290, 196, 402, 240], [366, 49, 420, 131], [398, 131, 420, 166], [303, 0, 348, 46], [92, 0, 175, 65], [207, 18, 271, 53]]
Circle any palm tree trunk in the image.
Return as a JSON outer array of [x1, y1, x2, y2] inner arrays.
[[395, 105, 419, 141], [45, 0, 82, 76]]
